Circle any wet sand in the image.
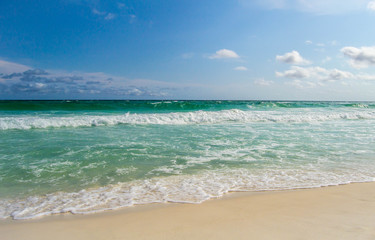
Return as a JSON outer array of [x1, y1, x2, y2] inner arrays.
[[1, 182, 375, 240]]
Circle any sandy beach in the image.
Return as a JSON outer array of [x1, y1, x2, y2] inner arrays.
[[1, 182, 375, 240]]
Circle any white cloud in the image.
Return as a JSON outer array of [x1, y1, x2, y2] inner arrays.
[[209, 49, 240, 59], [126, 88, 143, 96], [285, 79, 304, 88], [305, 40, 337, 48], [0, 59, 201, 98], [92, 9, 106, 15], [276, 66, 354, 81], [276, 51, 311, 65], [92, 8, 115, 20], [322, 56, 332, 64], [341, 46, 375, 69], [0, 59, 31, 74], [276, 66, 313, 79], [356, 74, 375, 81], [129, 14, 136, 23], [250, 0, 370, 14], [330, 40, 338, 46], [277, 63, 375, 90], [105, 13, 116, 20], [234, 66, 248, 71], [284, 79, 320, 89], [254, 78, 274, 86], [35, 83, 46, 88], [368, 1, 375, 10], [328, 68, 354, 80]]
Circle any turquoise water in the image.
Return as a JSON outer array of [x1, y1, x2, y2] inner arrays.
[[1, 100, 375, 219]]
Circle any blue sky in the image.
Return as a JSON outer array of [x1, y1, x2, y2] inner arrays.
[[1, 0, 375, 100]]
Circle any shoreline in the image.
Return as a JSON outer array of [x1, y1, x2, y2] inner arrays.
[[1, 182, 375, 239]]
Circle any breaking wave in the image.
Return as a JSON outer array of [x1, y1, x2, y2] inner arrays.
[[1, 109, 375, 130], [1, 167, 374, 220]]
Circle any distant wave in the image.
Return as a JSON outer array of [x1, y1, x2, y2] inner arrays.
[[1, 100, 375, 112], [1, 109, 375, 130]]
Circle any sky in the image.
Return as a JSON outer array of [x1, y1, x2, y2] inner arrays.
[[1, 0, 375, 100]]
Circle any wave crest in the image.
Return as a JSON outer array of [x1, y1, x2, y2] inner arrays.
[[1, 168, 374, 220], [1, 109, 375, 130]]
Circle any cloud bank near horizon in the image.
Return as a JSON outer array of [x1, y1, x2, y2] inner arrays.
[[0, 60, 184, 99]]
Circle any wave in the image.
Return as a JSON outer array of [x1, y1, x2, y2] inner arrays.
[[1, 109, 375, 130], [2, 100, 375, 112], [1, 167, 374, 220]]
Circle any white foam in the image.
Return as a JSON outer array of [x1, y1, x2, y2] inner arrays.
[[1, 167, 374, 220], [1, 109, 375, 130], [115, 167, 137, 175]]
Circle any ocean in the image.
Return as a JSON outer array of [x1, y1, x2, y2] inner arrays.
[[0, 100, 375, 220]]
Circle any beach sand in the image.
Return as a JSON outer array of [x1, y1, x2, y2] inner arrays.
[[1, 182, 375, 240]]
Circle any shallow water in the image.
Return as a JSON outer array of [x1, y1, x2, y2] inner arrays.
[[1, 100, 374, 219]]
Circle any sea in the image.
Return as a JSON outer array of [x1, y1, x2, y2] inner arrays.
[[1, 100, 375, 220]]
